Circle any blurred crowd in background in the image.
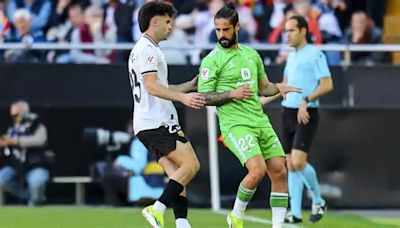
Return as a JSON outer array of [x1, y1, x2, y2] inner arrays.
[[0, 0, 389, 65]]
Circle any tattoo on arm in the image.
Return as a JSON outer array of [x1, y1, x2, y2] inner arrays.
[[202, 92, 232, 106]]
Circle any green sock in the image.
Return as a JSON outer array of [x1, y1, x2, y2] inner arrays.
[[232, 184, 256, 218], [270, 192, 289, 225], [269, 192, 289, 208], [237, 184, 256, 202]]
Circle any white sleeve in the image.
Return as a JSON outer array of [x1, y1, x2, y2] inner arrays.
[[138, 45, 159, 76]]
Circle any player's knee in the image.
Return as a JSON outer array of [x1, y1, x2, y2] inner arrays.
[[183, 158, 200, 178], [272, 166, 287, 181], [292, 160, 306, 170], [248, 166, 267, 182], [192, 158, 200, 175]]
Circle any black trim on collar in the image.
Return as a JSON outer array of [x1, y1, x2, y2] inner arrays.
[[143, 34, 159, 47]]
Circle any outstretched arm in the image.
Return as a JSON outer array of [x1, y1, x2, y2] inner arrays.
[[143, 73, 205, 109], [259, 77, 301, 100], [169, 75, 198, 93]]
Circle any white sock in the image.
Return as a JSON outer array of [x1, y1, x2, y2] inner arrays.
[[272, 207, 287, 227], [176, 218, 191, 228], [153, 200, 166, 214], [231, 197, 249, 218]]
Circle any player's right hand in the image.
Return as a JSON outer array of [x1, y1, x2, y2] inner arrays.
[[182, 92, 206, 109], [230, 85, 253, 99]]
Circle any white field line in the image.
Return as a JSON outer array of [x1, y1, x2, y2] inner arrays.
[[213, 209, 302, 228]]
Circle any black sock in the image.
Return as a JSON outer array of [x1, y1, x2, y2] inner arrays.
[[172, 195, 188, 219], [158, 179, 184, 207]]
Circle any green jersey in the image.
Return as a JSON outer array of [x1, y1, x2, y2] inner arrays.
[[198, 43, 271, 134]]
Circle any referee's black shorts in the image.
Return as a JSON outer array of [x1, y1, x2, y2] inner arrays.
[[281, 107, 319, 154], [136, 125, 188, 161]]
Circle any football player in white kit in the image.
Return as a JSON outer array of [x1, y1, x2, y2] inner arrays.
[[128, 1, 205, 228]]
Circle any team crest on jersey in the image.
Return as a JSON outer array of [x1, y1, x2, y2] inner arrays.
[[201, 68, 210, 80], [241, 68, 251, 80]]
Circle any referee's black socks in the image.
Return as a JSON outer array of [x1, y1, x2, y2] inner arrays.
[[158, 179, 184, 207]]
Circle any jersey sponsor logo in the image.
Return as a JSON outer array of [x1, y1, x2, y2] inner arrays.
[[237, 80, 256, 87], [147, 56, 154, 63], [201, 68, 210, 80], [241, 68, 251, 80]]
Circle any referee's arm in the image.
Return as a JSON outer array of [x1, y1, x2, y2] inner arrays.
[[304, 77, 333, 102]]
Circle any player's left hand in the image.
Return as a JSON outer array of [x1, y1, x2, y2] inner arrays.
[[297, 100, 310, 124], [275, 83, 302, 100]]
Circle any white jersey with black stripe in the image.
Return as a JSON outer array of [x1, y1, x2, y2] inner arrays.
[[128, 34, 179, 135]]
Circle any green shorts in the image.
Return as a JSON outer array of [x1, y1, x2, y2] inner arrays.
[[223, 125, 285, 166]]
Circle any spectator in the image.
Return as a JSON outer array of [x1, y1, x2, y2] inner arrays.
[[0, 100, 53, 206], [174, 0, 225, 64], [267, 3, 296, 64], [103, 0, 134, 61], [193, 0, 224, 47], [102, 0, 134, 43], [46, 4, 86, 63], [3, 9, 46, 63], [131, 0, 147, 43], [70, 5, 116, 64], [343, 11, 383, 65], [313, 0, 343, 65], [7, 0, 52, 34], [0, 0, 10, 43], [269, 0, 287, 31], [48, 0, 72, 28], [293, 0, 322, 44], [313, 0, 342, 43]]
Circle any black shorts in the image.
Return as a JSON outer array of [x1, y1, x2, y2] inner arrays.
[[281, 107, 319, 154], [136, 125, 188, 160]]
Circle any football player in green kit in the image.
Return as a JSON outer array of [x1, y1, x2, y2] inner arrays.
[[198, 3, 301, 228]]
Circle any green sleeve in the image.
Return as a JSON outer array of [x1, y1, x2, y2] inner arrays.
[[256, 51, 267, 81], [198, 57, 219, 93]]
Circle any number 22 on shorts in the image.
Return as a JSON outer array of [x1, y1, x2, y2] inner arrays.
[[238, 134, 255, 152]]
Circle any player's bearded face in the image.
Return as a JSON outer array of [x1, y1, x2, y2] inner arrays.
[[218, 30, 237, 48]]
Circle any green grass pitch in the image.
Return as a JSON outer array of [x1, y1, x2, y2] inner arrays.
[[0, 207, 398, 228]]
